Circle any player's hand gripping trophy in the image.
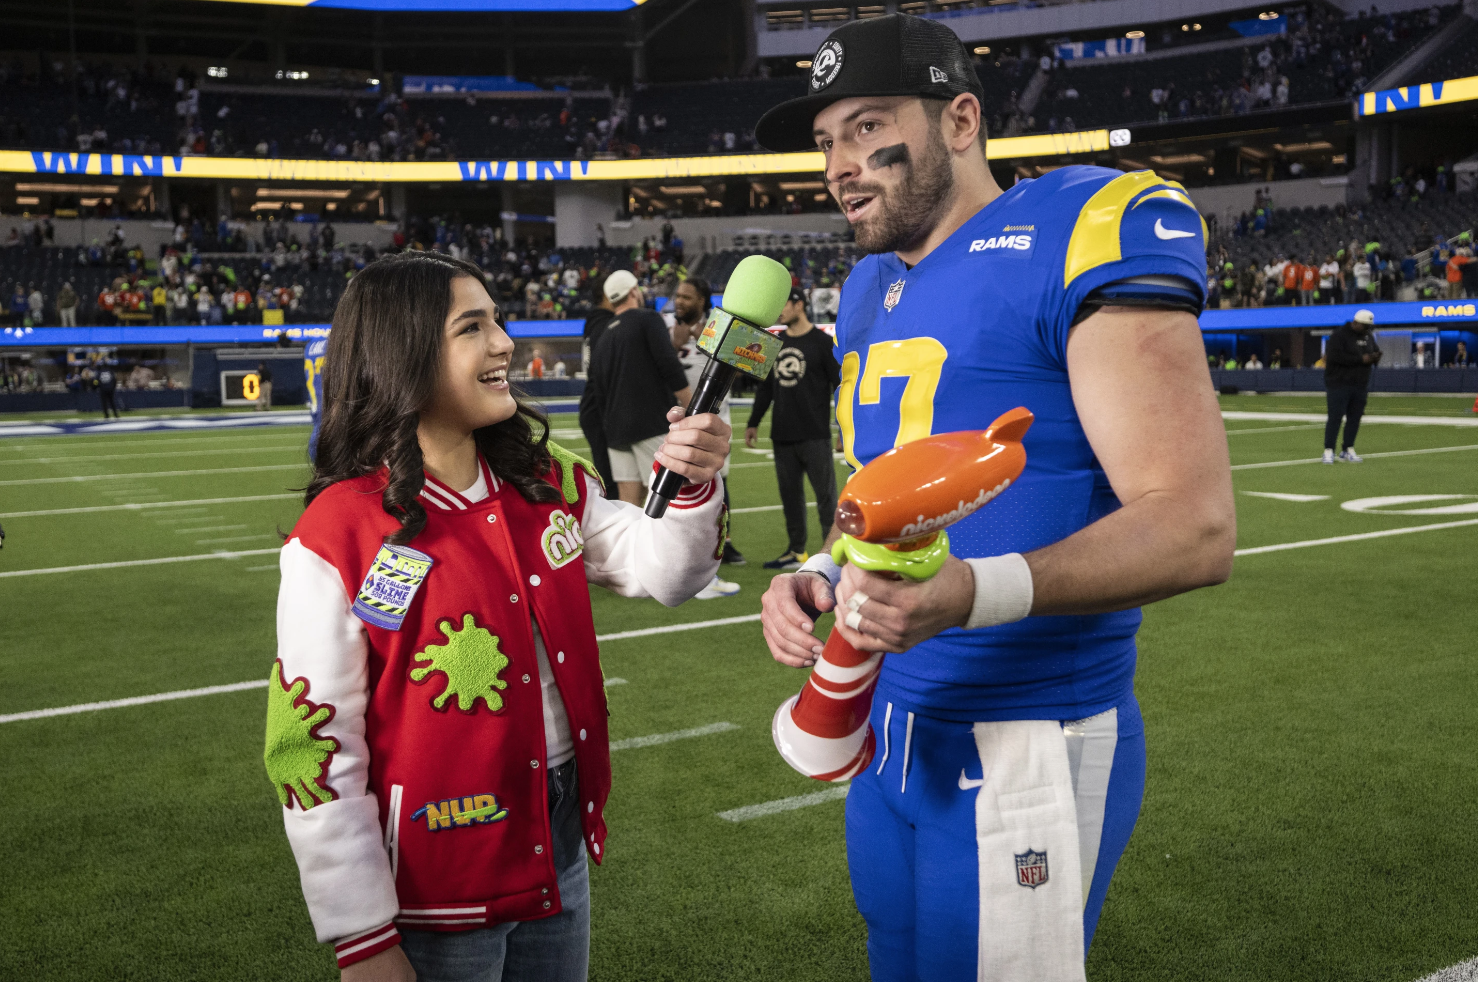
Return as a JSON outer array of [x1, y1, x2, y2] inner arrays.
[[772, 407, 1034, 781]]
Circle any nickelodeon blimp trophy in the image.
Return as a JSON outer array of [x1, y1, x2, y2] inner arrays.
[[771, 407, 1034, 782]]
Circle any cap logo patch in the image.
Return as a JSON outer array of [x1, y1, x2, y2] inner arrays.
[[929, 66, 948, 84], [811, 39, 845, 91]]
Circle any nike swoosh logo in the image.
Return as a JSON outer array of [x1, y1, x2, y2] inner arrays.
[[1154, 219, 1195, 240]]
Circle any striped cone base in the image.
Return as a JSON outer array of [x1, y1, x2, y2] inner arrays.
[[771, 629, 882, 782]]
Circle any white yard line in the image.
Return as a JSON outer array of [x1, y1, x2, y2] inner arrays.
[[1221, 411, 1478, 427], [0, 445, 300, 466], [1223, 424, 1327, 435], [0, 548, 280, 578], [1412, 956, 1478, 982], [174, 525, 249, 534], [0, 681, 271, 724], [0, 433, 292, 452], [610, 722, 739, 752], [596, 614, 761, 641], [717, 786, 850, 823], [195, 534, 281, 545], [244, 565, 279, 572], [1231, 444, 1478, 470], [0, 492, 300, 519], [1234, 518, 1478, 556], [0, 463, 306, 486]]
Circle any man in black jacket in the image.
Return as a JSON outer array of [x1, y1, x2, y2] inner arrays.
[[577, 286, 618, 492], [746, 288, 842, 568], [585, 270, 692, 505], [1323, 308, 1382, 463]]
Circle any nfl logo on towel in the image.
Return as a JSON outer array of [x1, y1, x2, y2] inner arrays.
[[884, 279, 905, 312], [1015, 849, 1049, 889]]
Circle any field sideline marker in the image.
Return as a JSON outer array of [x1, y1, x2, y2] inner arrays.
[[610, 722, 739, 752], [1412, 955, 1478, 982], [717, 786, 850, 822], [0, 492, 300, 519]]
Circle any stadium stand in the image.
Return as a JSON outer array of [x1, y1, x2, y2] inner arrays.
[[1406, 14, 1478, 83], [1037, 5, 1459, 132]]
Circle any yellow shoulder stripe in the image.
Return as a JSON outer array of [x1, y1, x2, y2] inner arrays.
[[1064, 170, 1202, 289]]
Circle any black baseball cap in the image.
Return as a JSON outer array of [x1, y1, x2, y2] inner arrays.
[[788, 286, 807, 305], [756, 13, 985, 153]]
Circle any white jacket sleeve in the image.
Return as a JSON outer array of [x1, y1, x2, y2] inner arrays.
[[580, 473, 724, 606], [272, 538, 400, 949]]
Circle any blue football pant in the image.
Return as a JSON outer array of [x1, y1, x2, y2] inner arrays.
[[845, 694, 1146, 982]]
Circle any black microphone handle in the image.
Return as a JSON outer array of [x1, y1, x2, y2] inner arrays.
[[644, 356, 738, 518]]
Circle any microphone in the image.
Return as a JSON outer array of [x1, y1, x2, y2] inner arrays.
[[644, 255, 793, 518]]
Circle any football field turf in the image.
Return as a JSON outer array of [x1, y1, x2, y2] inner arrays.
[[1, 396, 1475, 981]]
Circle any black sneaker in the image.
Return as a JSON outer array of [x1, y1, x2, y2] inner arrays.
[[762, 550, 807, 570], [721, 540, 747, 565]]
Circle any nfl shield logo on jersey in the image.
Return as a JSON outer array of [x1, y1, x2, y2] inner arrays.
[[1015, 849, 1049, 889], [884, 279, 905, 312]]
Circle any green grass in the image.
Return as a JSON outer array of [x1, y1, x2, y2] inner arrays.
[[1, 408, 1475, 981]]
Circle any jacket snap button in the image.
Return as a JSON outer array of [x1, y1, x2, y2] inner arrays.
[[529, 574, 541, 586], [543, 900, 551, 909], [535, 844, 543, 855], [593, 841, 601, 856], [522, 674, 531, 683], [579, 728, 587, 741], [556, 651, 565, 664], [542, 887, 549, 895], [509, 594, 518, 603], [486, 514, 496, 523], [530, 759, 539, 768], [587, 801, 594, 813]]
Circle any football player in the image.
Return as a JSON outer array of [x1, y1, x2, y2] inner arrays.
[[756, 14, 1235, 982]]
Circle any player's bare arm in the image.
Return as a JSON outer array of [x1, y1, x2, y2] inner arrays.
[[829, 305, 1234, 652]]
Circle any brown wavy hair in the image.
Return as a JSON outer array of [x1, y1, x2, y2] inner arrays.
[[306, 251, 559, 544]]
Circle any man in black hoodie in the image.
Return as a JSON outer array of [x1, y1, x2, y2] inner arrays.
[[1323, 308, 1382, 463]]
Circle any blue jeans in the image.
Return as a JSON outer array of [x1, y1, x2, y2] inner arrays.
[[399, 760, 590, 982]]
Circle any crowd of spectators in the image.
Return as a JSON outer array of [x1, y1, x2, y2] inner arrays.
[[1037, 5, 1454, 133]]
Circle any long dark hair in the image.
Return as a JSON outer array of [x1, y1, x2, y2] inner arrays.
[[307, 251, 559, 545]]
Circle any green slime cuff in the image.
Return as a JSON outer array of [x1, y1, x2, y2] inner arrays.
[[830, 530, 951, 582]]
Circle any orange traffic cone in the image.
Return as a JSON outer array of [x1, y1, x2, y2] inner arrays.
[[1472, 394, 1477, 414]]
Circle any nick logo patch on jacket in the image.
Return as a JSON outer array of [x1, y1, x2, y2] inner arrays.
[[541, 509, 584, 569], [353, 544, 433, 630], [411, 792, 509, 831]]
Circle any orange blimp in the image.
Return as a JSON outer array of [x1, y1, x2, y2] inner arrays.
[[772, 406, 1034, 782]]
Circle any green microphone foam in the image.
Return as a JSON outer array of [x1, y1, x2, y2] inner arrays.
[[723, 255, 792, 328]]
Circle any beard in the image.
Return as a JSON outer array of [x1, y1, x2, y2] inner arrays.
[[840, 126, 955, 255]]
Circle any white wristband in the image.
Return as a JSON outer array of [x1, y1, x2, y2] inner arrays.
[[963, 553, 1034, 629], [797, 552, 842, 589]]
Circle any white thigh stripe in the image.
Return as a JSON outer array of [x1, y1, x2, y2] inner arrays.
[[1063, 708, 1118, 908]]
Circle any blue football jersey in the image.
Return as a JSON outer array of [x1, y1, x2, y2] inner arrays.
[[304, 337, 328, 461], [834, 166, 1207, 722]]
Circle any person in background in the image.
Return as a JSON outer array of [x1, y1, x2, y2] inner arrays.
[[1281, 254, 1302, 305], [1353, 254, 1373, 300], [304, 335, 328, 461], [1319, 254, 1339, 305], [1269, 347, 1284, 369], [668, 276, 746, 568], [1244, 352, 1264, 369], [57, 281, 78, 327], [1299, 259, 1317, 306], [27, 284, 44, 326], [151, 282, 169, 325], [255, 360, 274, 411], [1452, 340, 1470, 368], [96, 363, 120, 418], [584, 270, 692, 506], [745, 287, 841, 570], [1323, 308, 1381, 463], [527, 347, 546, 379], [578, 285, 618, 493]]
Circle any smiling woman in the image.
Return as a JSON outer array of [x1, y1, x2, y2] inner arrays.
[[306, 252, 561, 544]]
